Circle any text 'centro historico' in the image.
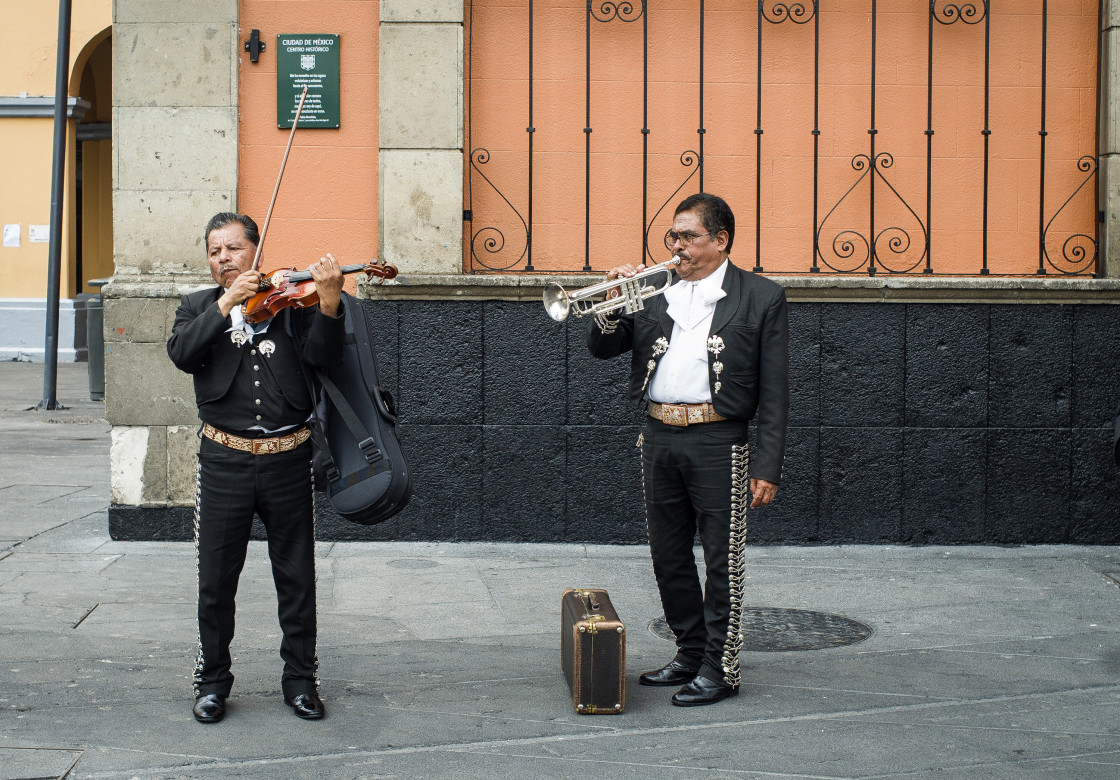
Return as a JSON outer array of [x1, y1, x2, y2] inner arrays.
[[276, 35, 341, 129]]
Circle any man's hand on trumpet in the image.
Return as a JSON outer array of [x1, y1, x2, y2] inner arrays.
[[604, 263, 646, 299]]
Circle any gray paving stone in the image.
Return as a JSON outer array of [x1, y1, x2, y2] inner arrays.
[[2, 363, 1120, 779]]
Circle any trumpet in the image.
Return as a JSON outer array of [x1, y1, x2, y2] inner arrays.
[[542, 256, 680, 322]]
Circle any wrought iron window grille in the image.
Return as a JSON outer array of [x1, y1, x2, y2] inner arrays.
[[465, 0, 1100, 278]]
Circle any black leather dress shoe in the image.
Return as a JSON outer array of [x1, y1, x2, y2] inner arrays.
[[639, 660, 700, 687], [192, 694, 226, 723], [671, 675, 739, 707], [284, 693, 325, 720]]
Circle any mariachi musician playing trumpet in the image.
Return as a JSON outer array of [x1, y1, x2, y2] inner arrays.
[[167, 212, 346, 724], [583, 193, 789, 707]]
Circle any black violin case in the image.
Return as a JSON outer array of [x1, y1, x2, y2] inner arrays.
[[308, 292, 412, 524]]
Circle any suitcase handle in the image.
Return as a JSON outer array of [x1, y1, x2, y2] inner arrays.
[[579, 590, 601, 613]]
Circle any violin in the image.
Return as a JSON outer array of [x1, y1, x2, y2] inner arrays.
[[241, 259, 398, 324]]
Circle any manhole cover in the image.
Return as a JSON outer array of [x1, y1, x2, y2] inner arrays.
[[649, 607, 872, 652]]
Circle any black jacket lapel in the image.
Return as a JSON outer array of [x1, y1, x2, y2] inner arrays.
[[709, 261, 741, 335], [654, 284, 675, 340]]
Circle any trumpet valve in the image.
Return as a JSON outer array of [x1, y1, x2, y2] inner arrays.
[[617, 277, 646, 314]]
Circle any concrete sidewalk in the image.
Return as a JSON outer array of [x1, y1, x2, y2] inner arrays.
[[2, 362, 1119, 779]]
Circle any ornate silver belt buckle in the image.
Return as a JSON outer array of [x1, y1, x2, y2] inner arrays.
[[664, 404, 688, 427], [251, 438, 278, 455]]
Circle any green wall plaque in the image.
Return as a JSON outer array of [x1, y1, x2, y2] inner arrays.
[[276, 34, 340, 128]]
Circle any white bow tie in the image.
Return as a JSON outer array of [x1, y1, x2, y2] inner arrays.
[[664, 280, 726, 330]]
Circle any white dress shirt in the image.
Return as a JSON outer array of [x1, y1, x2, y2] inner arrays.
[[647, 259, 729, 404], [226, 302, 272, 341]]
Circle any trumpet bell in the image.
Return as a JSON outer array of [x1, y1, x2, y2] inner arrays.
[[543, 282, 571, 322]]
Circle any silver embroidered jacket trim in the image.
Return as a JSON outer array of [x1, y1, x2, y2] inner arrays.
[[594, 312, 620, 334], [641, 337, 670, 393], [708, 335, 726, 395], [721, 442, 750, 688]]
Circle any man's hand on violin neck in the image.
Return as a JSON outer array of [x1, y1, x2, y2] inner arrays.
[[311, 253, 344, 318], [217, 270, 264, 317]]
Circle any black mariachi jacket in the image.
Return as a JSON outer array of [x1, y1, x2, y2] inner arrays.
[[166, 286, 346, 422], [586, 260, 789, 484]]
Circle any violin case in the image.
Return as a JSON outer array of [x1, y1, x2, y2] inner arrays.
[[307, 292, 412, 524], [561, 588, 626, 714]]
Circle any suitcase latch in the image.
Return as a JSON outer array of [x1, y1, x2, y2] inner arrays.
[[579, 614, 604, 633]]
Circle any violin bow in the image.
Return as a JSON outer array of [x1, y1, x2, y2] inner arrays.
[[251, 86, 308, 273]]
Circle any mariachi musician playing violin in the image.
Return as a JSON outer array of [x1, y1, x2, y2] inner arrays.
[[167, 212, 345, 724]]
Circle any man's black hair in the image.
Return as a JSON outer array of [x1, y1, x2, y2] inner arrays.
[[675, 193, 735, 254], [204, 212, 260, 250]]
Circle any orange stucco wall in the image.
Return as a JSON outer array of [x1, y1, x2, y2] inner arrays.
[[467, 0, 1099, 275], [237, 1, 378, 286]]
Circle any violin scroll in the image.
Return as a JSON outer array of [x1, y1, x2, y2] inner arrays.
[[363, 258, 398, 283]]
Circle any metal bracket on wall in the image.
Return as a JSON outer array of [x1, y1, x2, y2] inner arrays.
[[244, 29, 265, 63]]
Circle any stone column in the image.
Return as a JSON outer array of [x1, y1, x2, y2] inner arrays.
[[1103, 0, 1120, 277], [105, 2, 238, 526], [379, 0, 464, 274]]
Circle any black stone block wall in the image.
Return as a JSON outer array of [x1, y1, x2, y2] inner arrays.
[[110, 299, 1120, 544]]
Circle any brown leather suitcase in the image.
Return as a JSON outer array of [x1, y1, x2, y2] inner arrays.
[[561, 588, 626, 714]]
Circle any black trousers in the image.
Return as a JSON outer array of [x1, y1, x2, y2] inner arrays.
[[641, 417, 750, 688], [193, 436, 318, 699]]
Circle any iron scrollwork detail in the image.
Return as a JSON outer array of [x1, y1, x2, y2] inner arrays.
[[932, 1, 987, 25], [591, 0, 645, 23], [817, 152, 929, 274], [761, 1, 816, 25], [469, 148, 529, 272], [1041, 155, 1098, 275], [590, 0, 644, 23], [643, 151, 702, 266]]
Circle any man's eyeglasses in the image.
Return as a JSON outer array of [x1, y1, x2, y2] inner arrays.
[[664, 229, 716, 250]]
